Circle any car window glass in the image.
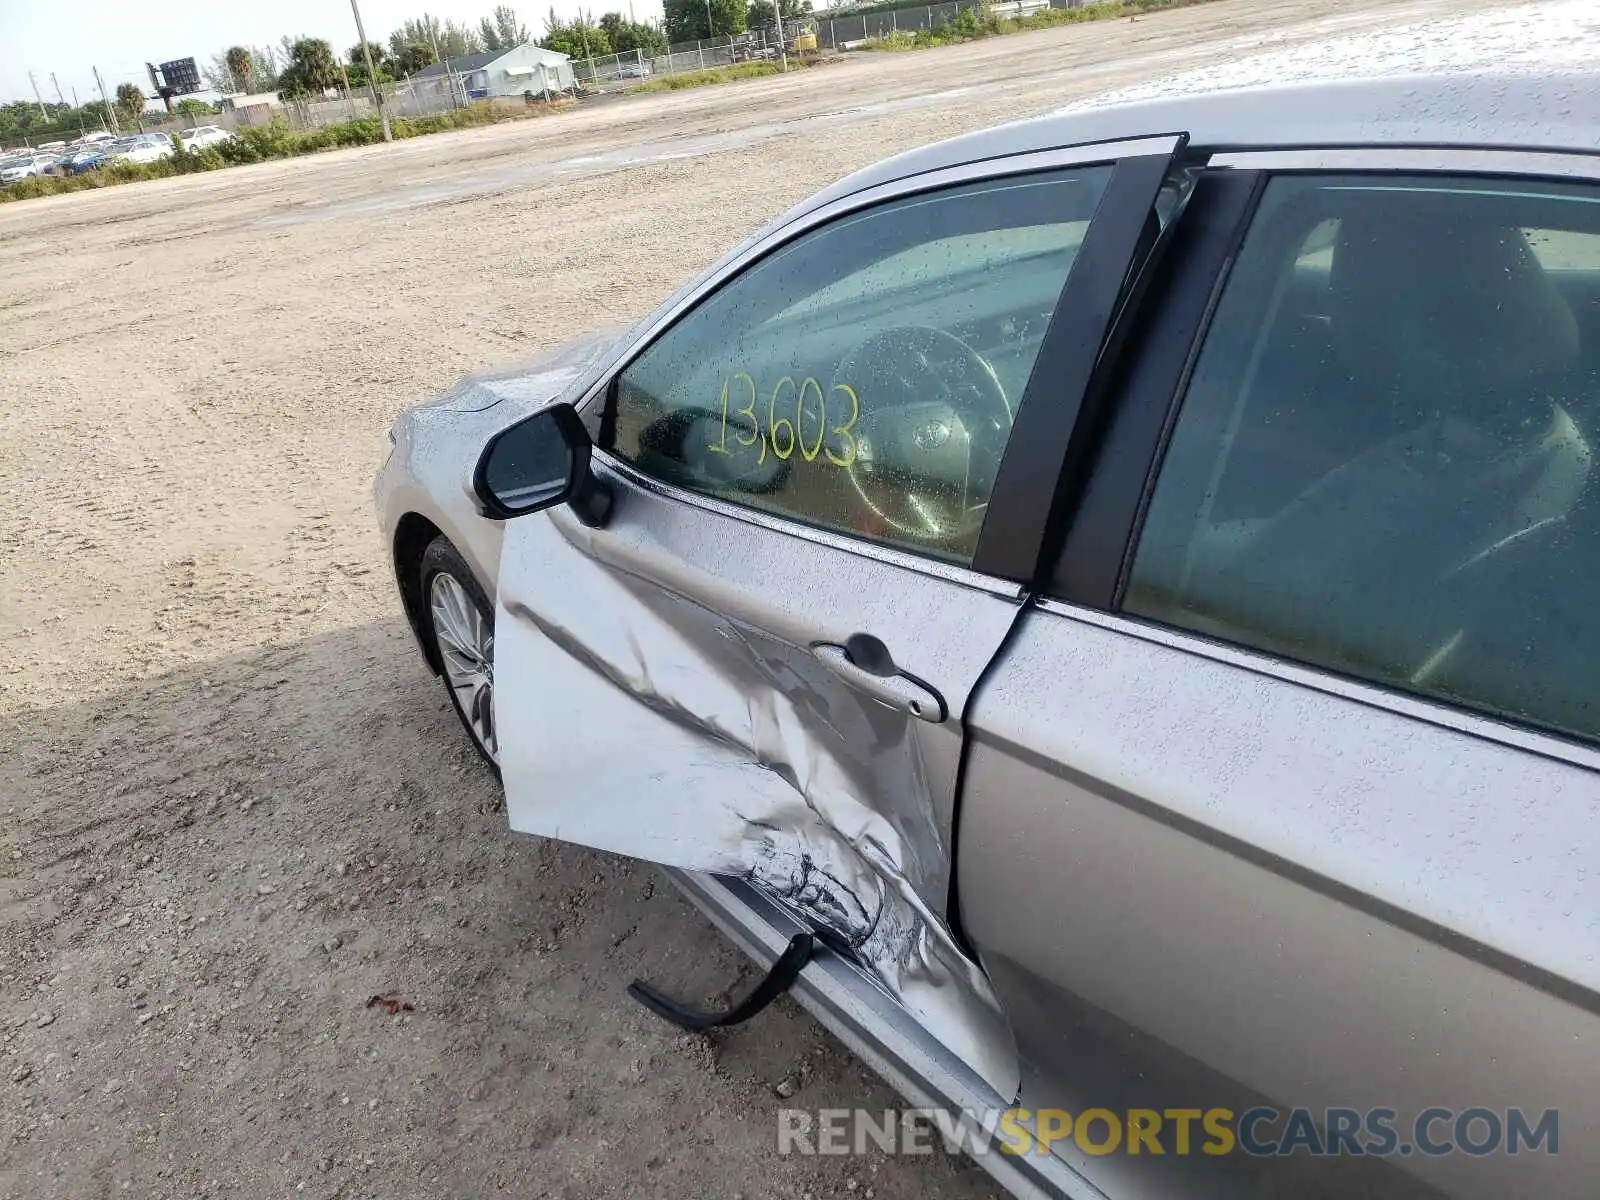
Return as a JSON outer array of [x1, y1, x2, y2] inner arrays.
[[604, 168, 1113, 565], [1125, 174, 1600, 744], [1525, 226, 1600, 269]]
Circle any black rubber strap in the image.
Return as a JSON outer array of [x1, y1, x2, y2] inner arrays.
[[627, 932, 819, 1031]]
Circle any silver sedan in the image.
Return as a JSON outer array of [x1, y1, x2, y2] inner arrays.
[[376, 69, 1600, 1199]]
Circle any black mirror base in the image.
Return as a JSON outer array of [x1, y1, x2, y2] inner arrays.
[[569, 477, 613, 528]]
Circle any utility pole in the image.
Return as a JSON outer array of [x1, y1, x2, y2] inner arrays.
[[337, 60, 358, 122], [28, 72, 48, 118], [93, 66, 120, 134], [50, 73, 66, 106], [427, 25, 458, 109], [704, 0, 715, 38], [578, 18, 594, 88], [350, 0, 392, 141]]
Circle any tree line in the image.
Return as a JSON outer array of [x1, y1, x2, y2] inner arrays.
[[195, 6, 673, 100], [203, 0, 818, 97], [0, 90, 218, 146], [1, 0, 820, 146], [662, 0, 813, 42]]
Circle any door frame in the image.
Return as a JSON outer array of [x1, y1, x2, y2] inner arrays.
[[1048, 143, 1600, 770], [568, 134, 1190, 591]]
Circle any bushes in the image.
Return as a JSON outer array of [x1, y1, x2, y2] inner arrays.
[[331, 118, 386, 147], [0, 97, 550, 204], [215, 118, 301, 165], [861, 0, 1208, 50], [389, 101, 572, 135], [185, 147, 228, 173], [204, 105, 537, 167], [633, 61, 812, 91], [0, 158, 171, 202], [868, 30, 922, 49], [0, 176, 55, 201], [167, 141, 228, 176]]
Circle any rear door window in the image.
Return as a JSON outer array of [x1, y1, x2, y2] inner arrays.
[[1124, 173, 1600, 743]]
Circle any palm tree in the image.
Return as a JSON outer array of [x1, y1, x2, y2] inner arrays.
[[115, 83, 145, 121], [225, 46, 253, 93], [277, 38, 343, 99], [395, 43, 437, 75], [292, 38, 342, 92]]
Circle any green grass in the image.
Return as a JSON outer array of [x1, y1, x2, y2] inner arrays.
[[631, 60, 818, 92], [862, 0, 1219, 50], [0, 100, 574, 204], [0, 158, 185, 201]]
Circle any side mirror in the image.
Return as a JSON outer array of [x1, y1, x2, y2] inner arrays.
[[473, 403, 612, 526]]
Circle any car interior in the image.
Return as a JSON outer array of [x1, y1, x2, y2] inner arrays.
[[1127, 176, 1600, 742], [605, 164, 1600, 740], [605, 168, 1111, 564]]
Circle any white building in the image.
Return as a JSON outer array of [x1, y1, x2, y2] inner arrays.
[[217, 90, 287, 128], [408, 43, 576, 102]]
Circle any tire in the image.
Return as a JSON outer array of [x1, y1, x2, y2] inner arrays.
[[418, 536, 499, 773]]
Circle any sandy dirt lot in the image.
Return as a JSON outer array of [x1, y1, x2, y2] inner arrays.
[[0, 1, 1508, 1196]]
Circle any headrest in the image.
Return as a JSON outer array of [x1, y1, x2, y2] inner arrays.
[[1328, 200, 1579, 413]]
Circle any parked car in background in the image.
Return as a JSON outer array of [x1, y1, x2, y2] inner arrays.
[[618, 61, 652, 79], [109, 135, 175, 166], [63, 141, 126, 174], [0, 154, 57, 183], [178, 125, 233, 152]]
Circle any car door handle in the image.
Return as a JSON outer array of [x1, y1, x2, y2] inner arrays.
[[813, 634, 947, 724]]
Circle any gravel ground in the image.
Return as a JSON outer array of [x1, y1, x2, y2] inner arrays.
[[0, 1, 1508, 1196]]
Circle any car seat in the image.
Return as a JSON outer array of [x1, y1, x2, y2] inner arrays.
[[1192, 198, 1588, 681]]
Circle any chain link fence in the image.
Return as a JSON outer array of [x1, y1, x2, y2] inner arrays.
[[804, 2, 976, 48], [570, 49, 653, 91], [475, 0, 1075, 92], [582, 0, 1032, 87], [646, 0, 1070, 64], [137, 75, 569, 137], [139, 0, 1101, 131]]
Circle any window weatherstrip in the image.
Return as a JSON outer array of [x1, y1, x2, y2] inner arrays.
[[1034, 598, 1600, 776], [1209, 146, 1600, 180], [575, 135, 1187, 415], [972, 145, 1187, 583], [592, 450, 1027, 600]]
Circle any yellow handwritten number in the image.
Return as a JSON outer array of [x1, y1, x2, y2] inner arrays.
[[797, 378, 826, 462], [769, 377, 797, 460], [731, 371, 765, 464], [826, 383, 860, 468], [708, 372, 852, 468], [707, 376, 732, 454]]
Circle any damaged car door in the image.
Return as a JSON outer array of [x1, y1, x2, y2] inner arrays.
[[485, 143, 1180, 1095]]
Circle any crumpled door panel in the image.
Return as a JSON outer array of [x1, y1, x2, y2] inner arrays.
[[494, 489, 1021, 1098]]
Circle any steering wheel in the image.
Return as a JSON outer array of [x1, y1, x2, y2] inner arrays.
[[831, 326, 1013, 546]]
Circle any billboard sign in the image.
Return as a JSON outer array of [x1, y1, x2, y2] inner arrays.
[[152, 57, 203, 97]]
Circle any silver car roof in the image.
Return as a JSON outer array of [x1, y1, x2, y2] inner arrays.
[[804, 72, 1600, 215]]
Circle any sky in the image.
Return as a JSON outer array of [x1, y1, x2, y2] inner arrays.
[[0, 0, 665, 107]]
